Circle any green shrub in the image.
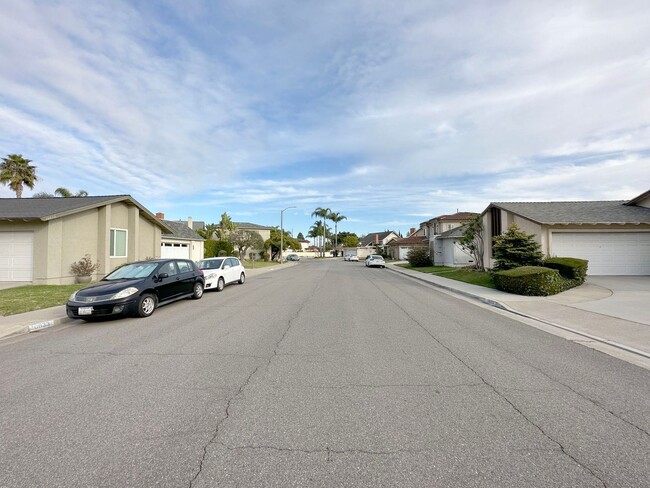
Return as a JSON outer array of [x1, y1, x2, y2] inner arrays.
[[493, 266, 564, 296], [492, 224, 544, 270], [204, 239, 234, 258], [544, 257, 588, 284], [406, 247, 431, 267]]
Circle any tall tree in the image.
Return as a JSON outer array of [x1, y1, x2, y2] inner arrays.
[[218, 212, 237, 239], [311, 207, 330, 257], [0, 154, 38, 198], [265, 227, 300, 261], [327, 211, 347, 253], [296, 232, 305, 240], [230, 229, 264, 260], [459, 216, 485, 271], [55, 187, 88, 197]]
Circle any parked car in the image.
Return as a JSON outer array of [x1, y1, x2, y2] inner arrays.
[[66, 259, 204, 319], [286, 254, 300, 261], [349, 255, 359, 262], [365, 254, 385, 268], [197, 257, 246, 291]]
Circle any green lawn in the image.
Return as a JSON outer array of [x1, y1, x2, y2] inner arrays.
[[397, 264, 496, 289], [0, 284, 87, 316]]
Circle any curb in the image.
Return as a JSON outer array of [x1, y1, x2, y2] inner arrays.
[[386, 265, 650, 361]]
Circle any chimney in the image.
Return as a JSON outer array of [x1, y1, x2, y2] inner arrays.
[[155, 212, 164, 219], [409, 227, 416, 236], [374, 234, 379, 244], [188, 216, 193, 229]]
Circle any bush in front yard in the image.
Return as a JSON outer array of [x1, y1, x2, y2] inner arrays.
[[406, 247, 431, 267], [493, 266, 564, 296], [492, 224, 544, 270], [544, 257, 588, 285]]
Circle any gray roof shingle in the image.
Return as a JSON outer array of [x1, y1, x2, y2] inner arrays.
[[162, 220, 204, 240], [0, 195, 123, 220], [0, 195, 173, 232], [490, 200, 650, 224]]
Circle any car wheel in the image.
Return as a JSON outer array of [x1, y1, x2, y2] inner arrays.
[[216, 277, 225, 292], [137, 293, 156, 317], [192, 282, 204, 299], [238, 273, 246, 284]]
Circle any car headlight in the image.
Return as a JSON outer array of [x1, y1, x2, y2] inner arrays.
[[205, 272, 217, 280], [110, 287, 139, 300], [69, 291, 78, 301]]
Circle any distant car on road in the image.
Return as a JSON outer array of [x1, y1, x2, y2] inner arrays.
[[365, 255, 385, 268], [349, 255, 359, 262], [66, 259, 204, 319], [286, 254, 300, 261], [197, 257, 246, 291]]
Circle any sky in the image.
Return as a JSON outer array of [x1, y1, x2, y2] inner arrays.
[[1, 0, 649, 239]]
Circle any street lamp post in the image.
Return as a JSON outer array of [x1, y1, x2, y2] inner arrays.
[[280, 206, 296, 263]]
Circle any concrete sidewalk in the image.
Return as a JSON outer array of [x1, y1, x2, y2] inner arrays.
[[0, 262, 299, 341], [386, 264, 650, 360]]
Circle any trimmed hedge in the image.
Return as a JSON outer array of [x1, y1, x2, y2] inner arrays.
[[544, 257, 588, 284], [493, 266, 565, 296]]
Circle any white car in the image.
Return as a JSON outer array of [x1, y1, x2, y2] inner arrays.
[[349, 255, 359, 262], [197, 257, 246, 291], [365, 254, 385, 268]]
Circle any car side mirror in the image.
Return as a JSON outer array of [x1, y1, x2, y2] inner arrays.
[[224, 265, 230, 270], [157, 272, 169, 281]]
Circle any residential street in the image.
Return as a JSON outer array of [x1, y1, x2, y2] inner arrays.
[[1, 260, 649, 487]]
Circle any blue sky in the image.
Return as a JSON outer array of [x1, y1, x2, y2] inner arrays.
[[1, 0, 649, 238]]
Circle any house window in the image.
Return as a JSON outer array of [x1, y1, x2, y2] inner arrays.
[[110, 228, 127, 258], [490, 208, 502, 256]]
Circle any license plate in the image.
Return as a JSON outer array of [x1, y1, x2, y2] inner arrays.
[[78, 307, 93, 315]]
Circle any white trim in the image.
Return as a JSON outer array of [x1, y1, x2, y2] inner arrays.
[[110, 228, 128, 258]]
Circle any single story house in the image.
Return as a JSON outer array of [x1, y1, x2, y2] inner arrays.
[[0, 195, 172, 284], [481, 189, 650, 275], [387, 235, 429, 260], [432, 225, 474, 267], [160, 219, 204, 261]]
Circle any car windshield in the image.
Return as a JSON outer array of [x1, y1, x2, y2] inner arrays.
[[104, 262, 158, 280], [197, 259, 224, 270], [371, 255, 383, 259]]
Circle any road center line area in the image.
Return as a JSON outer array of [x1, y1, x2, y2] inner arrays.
[[1, 260, 648, 487]]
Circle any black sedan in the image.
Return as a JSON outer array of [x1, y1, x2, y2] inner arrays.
[[66, 259, 204, 319]]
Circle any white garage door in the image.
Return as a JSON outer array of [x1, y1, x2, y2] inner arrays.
[[552, 232, 650, 275], [161, 242, 190, 259], [0, 232, 34, 281]]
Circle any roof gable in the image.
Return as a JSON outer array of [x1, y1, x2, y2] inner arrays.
[[0, 195, 172, 231]]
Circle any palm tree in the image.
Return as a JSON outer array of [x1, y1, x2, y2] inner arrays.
[[328, 211, 347, 255], [0, 154, 38, 198], [55, 187, 88, 197], [308, 221, 330, 250], [311, 207, 331, 257]]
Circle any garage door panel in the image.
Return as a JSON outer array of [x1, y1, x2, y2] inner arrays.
[[0, 232, 33, 281], [552, 232, 650, 276]]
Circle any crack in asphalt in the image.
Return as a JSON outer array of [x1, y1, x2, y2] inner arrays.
[[377, 274, 650, 440], [188, 264, 328, 487], [218, 441, 432, 457], [368, 278, 609, 488]]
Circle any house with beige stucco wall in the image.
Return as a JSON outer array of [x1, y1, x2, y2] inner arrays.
[[481, 189, 650, 275], [0, 195, 172, 284]]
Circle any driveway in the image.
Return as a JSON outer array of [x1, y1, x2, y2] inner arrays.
[[548, 276, 650, 326], [0, 282, 27, 291]]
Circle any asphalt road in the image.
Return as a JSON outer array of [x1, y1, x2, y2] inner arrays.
[[1, 259, 649, 487]]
